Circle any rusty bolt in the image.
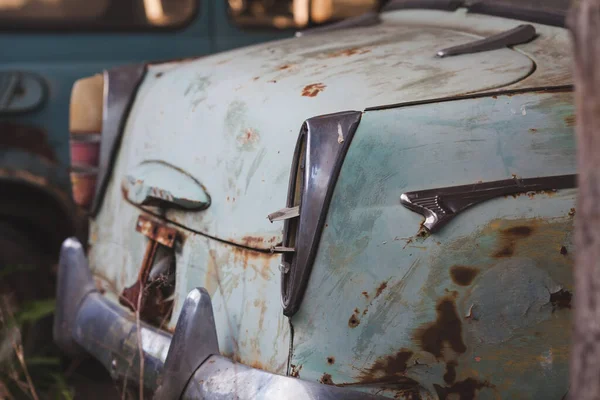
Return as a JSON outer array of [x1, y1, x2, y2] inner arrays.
[[278, 262, 290, 274]]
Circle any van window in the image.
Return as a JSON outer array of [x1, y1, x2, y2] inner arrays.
[[229, 0, 379, 29], [0, 0, 197, 30]]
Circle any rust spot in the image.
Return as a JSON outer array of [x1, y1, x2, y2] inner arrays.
[[357, 349, 413, 384], [560, 246, 568, 255], [348, 312, 361, 328], [253, 76, 259, 81], [564, 114, 576, 127], [434, 378, 494, 400], [529, 128, 537, 133], [244, 359, 267, 371], [278, 64, 292, 70], [327, 47, 370, 58], [155, 72, 163, 78], [414, 296, 466, 359], [237, 128, 260, 148], [449, 266, 479, 286], [375, 281, 388, 299], [491, 95, 498, 99], [569, 208, 576, 217], [550, 289, 572, 310], [492, 225, 535, 258], [320, 373, 334, 385], [302, 83, 326, 97], [290, 364, 302, 378], [505, 226, 534, 236], [253, 298, 268, 331], [416, 228, 430, 240], [0, 122, 56, 162], [238, 235, 276, 248], [135, 215, 177, 248], [362, 291, 370, 299], [327, 356, 335, 365], [443, 361, 457, 384]]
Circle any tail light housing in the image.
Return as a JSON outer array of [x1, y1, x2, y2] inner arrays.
[[69, 74, 104, 209]]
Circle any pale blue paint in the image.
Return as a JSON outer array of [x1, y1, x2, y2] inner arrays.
[[110, 12, 545, 249], [290, 90, 575, 399]]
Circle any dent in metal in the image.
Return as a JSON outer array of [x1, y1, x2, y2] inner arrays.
[[400, 174, 576, 232], [436, 24, 537, 57], [92, 64, 146, 216], [123, 160, 210, 210]]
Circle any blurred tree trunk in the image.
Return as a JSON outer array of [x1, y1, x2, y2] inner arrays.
[[569, 1, 600, 399]]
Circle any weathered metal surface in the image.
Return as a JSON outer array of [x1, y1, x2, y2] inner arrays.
[[119, 215, 177, 325], [122, 161, 211, 210], [436, 24, 536, 58], [88, 203, 290, 374], [289, 90, 575, 398], [56, 241, 383, 398], [135, 214, 178, 248], [400, 174, 577, 232], [182, 355, 387, 400], [100, 9, 569, 250], [388, 9, 572, 90]]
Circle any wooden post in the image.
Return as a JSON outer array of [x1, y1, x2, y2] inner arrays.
[[569, 1, 600, 399]]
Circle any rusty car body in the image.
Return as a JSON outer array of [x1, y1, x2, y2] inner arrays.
[[54, 1, 575, 398]]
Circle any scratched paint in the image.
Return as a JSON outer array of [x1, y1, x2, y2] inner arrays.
[[290, 90, 575, 399], [85, 7, 574, 395], [99, 9, 573, 250], [88, 202, 289, 374]]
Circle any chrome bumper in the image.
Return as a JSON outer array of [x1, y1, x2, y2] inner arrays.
[[54, 238, 382, 399]]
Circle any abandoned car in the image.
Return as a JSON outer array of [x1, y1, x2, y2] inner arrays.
[[55, 0, 575, 398]]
